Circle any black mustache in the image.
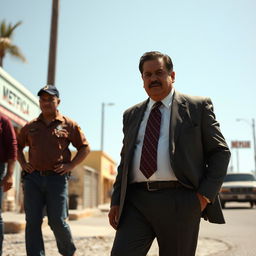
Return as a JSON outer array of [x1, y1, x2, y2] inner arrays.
[[149, 81, 162, 88]]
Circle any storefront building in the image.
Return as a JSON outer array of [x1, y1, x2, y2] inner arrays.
[[0, 67, 40, 211], [69, 150, 116, 209]]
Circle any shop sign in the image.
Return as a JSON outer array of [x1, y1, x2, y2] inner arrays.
[[231, 141, 251, 148], [0, 75, 40, 123]]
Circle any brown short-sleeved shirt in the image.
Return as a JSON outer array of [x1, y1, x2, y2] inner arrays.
[[17, 112, 89, 171]]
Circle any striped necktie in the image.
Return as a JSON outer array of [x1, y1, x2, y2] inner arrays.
[[139, 101, 162, 179]]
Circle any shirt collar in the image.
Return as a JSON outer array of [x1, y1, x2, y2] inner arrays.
[[37, 111, 64, 123], [148, 88, 175, 110]]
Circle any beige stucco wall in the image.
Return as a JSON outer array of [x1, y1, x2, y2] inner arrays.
[[70, 150, 117, 206]]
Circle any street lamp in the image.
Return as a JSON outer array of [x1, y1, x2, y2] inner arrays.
[[101, 102, 114, 151], [236, 118, 256, 175]]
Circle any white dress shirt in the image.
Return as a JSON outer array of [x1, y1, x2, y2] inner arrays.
[[130, 89, 177, 183]]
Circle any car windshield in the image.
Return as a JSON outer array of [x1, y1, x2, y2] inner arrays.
[[224, 174, 256, 182]]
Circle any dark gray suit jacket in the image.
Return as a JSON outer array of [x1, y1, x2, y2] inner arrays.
[[111, 91, 231, 224]]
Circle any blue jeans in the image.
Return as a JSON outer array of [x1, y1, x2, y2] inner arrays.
[[0, 162, 6, 256], [23, 171, 76, 256]]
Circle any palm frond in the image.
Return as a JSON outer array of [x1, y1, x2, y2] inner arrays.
[[0, 20, 6, 37], [8, 45, 26, 62], [5, 21, 22, 37], [0, 20, 26, 66]]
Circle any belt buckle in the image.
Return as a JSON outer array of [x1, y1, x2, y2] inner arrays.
[[146, 181, 158, 191], [39, 171, 46, 176]]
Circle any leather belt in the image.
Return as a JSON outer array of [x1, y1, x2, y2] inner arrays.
[[130, 181, 183, 191]]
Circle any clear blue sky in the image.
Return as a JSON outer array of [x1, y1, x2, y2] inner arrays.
[[1, 0, 256, 173]]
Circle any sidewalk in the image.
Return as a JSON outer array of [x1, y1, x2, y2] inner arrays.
[[2, 205, 229, 256]]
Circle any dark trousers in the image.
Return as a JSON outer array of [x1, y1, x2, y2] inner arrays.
[[23, 171, 76, 256], [111, 185, 201, 256]]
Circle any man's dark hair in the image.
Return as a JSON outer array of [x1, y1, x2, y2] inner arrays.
[[139, 51, 174, 74]]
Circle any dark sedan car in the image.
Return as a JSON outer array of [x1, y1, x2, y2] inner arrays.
[[220, 172, 256, 208]]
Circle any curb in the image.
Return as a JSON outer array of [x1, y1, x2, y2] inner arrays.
[[68, 208, 100, 220], [4, 219, 49, 234], [3, 207, 101, 233], [4, 221, 25, 234]]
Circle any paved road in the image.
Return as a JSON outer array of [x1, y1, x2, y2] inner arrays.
[[199, 202, 256, 256], [3, 210, 228, 256], [4, 202, 255, 255]]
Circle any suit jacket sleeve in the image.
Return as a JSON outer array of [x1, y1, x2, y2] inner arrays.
[[110, 111, 128, 206], [197, 98, 231, 202]]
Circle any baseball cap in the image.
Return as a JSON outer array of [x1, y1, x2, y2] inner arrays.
[[37, 85, 60, 98]]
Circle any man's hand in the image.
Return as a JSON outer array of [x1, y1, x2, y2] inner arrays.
[[0, 175, 13, 192], [108, 205, 120, 230], [196, 193, 208, 212], [54, 163, 74, 175], [22, 162, 34, 173]]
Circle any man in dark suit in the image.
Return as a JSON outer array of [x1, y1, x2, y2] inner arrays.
[[108, 51, 231, 256]]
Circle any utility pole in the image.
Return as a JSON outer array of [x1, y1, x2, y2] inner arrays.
[[47, 0, 59, 86], [236, 148, 239, 172], [252, 118, 256, 175], [100, 102, 114, 151]]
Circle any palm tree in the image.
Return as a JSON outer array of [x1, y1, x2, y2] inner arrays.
[[0, 20, 26, 67]]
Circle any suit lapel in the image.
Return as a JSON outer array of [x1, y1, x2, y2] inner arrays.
[[126, 99, 148, 161], [169, 91, 188, 157]]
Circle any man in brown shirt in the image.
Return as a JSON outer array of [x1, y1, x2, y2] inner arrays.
[[17, 85, 90, 256]]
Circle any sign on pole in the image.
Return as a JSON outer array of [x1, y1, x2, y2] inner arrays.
[[231, 141, 251, 148]]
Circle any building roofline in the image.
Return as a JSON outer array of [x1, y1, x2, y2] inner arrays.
[[0, 67, 38, 105]]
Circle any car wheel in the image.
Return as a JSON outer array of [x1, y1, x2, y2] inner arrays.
[[221, 201, 225, 209], [250, 202, 254, 208]]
